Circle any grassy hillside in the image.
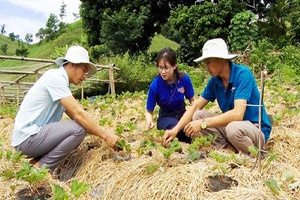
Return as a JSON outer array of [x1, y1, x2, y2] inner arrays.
[[0, 20, 85, 72], [28, 20, 84, 59], [148, 33, 180, 53], [0, 20, 178, 60], [0, 34, 21, 55]]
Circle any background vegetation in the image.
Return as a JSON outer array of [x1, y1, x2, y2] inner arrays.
[[1, 0, 299, 97]]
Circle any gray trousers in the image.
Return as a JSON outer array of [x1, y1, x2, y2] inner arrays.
[[193, 110, 265, 154], [15, 120, 86, 172]]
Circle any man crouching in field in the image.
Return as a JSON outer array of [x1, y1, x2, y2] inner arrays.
[[11, 46, 119, 172], [163, 38, 272, 156]]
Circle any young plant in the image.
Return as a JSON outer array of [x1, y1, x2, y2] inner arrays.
[[157, 138, 182, 159], [209, 151, 231, 176], [115, 124, 125, 136], [136, 139, 157, 157], [185, 134, 217, 162], [16, 162, 49, 191], [70, 180, 91, 199], [116, 139, 131, 153], [51, 180, 91, 200], [51, 184, 69, 200], [264, 179, 280, 195]]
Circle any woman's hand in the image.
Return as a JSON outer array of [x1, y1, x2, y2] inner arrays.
[[147, 120, 155, 130], [162, 129, 178, 147]]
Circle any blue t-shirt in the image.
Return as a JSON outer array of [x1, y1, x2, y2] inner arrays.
[[11, 67, 72, 146], [201, 62, 272, 142], [146, 74, 194, 113]]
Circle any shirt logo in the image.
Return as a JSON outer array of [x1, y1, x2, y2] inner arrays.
[[178, 87, 185, 93], [231, 87, 235, 93]]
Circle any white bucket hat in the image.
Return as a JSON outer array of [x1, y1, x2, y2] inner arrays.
[[193, 38, 237, 63], [55, 45, 97, 74]]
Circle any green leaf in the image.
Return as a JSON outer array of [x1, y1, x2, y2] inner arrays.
[[248, 146, 258, 157], [264, 179, 280, 195], [52, 184, 69, 200], [70, 180, 91, 198]]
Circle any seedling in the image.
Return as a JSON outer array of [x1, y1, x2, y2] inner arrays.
[[51, 184, 69, 200], [136, 139, 157, 157], [209, 151, 231, 176], [115, 125, 125, 135], [116, 139, 131, 152], [51, 180, 91, 200], [157, 138, 182, 159], [185, 134, 217, 162], [145, 164, 159, 174], [71, 180, 91, 198], [264, 179, 280, 195]]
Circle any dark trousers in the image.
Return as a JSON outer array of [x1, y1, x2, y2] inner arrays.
[[157, 108, 191, 144]]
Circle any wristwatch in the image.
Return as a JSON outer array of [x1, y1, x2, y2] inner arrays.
[[201, 119, 207, 129]]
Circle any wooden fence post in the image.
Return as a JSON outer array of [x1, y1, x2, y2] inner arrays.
[[17, 83, 20, 106], [81, 82, 84, 99], [109, 64, 116, 94]]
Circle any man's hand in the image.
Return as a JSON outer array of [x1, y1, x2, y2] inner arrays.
[[183, 120, 201, 138], [162, 129, 178, 147], [103, 130, 120, 151]]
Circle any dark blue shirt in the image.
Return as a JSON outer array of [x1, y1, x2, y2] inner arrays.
[[201, 62, 272, 142], [146, 74, 195, 113]]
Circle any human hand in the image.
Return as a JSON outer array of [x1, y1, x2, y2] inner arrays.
[[183, 120, 201, 138], [162, 129, 177, 147], [147, 120, 155, 130], [104, 130, 120, 151]]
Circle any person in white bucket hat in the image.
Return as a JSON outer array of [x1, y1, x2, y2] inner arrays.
[[163, 38, 272, 156], [55, 45, 97, 74], [11, 45, 120, 174]]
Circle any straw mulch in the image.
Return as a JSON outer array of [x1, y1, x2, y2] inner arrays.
[[0, 88, 299, 200]]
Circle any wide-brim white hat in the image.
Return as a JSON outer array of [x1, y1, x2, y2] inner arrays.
[[55, 45, 97, 74], [193, 38, 237, 63]]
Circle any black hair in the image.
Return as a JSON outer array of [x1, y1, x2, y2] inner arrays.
[[156, 47, 185, 79]]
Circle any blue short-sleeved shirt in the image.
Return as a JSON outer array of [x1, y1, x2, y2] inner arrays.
[[146, 74, 194, 113], [201, 62, 272, 141], [11, 67, 72, 146]]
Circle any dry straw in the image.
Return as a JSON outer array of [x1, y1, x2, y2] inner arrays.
[[0, 92, 299, 200]]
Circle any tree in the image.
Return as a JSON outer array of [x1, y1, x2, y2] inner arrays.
[[25, 33, 33, 45], [59, 1, 67, 20], [1, 44, 8, 54], [8, 32, 16, 41], [257, 0, 300, 47], [1, 24, 6, 34], [36, 28, 46, 41], [45, 13, 60, 41], [80, 0, 196, 54], [100, 6, 149, 54], [16, 46, 29, 57], [228, 11, 258, 52], [36, 13, 61, 43], [169, 0, 246, 64]]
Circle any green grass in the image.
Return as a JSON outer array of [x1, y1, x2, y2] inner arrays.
[[148, 34, 180, 53], [0, 34, 21, 55], [28, 20, 84, 59]]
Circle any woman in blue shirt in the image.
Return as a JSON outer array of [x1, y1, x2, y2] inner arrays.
[[145, 48, 195, 143]]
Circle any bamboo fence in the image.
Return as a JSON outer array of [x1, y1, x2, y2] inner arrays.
[[0, 55, 120, 106]]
